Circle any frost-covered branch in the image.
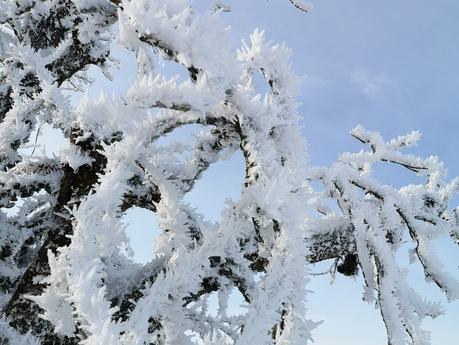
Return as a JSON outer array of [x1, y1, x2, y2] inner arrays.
[[310, 126, 459, 344], [1, 1, 457, 345]]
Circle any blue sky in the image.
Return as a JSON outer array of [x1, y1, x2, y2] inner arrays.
[[31, 0, 459, 343]]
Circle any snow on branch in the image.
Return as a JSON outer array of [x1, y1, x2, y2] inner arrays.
[[0, 1, 457, 345], [311, 126, 459, 343], [289, 0, 314, 13]]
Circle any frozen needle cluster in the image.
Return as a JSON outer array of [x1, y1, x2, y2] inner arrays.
[[0, 1, 457, 344]]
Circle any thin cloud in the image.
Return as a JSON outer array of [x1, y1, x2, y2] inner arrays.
[[351, 70, 398, 101]]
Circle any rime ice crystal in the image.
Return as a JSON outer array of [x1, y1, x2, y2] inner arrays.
[[0, 1, 458, 345]]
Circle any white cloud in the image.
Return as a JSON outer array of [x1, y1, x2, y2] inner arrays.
[[350, 70, 398, 101]]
